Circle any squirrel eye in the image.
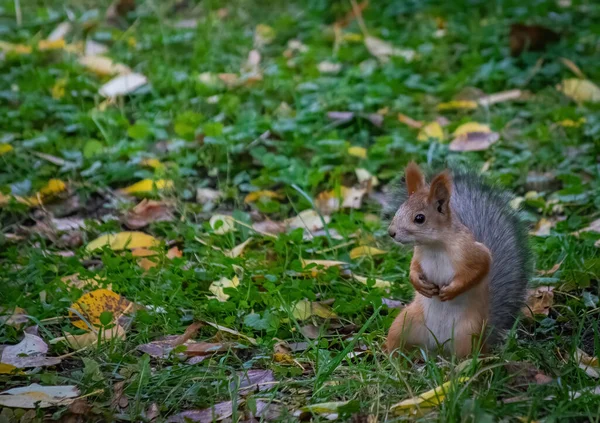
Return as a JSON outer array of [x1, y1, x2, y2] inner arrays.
[[414, 214, 426, 224]]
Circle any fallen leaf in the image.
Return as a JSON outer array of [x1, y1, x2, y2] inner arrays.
[[559, 57, 586, 79], [522, 286, 554, 319], [0, 384, 79, 409], [0, 143, 13, 155], [217, 73, 239, 88], [209, 214, 236, 235], [292, 300, 337, 321], [85, 40, 109, 56], [122, 199, 174, 229], [87, 231, 159, 251], [557, 79, 600, 104], [137, 322, 204, 358], [120, 179, 173, 195], [196, 188, 223, 205], [348, 146, 367, 158], [529, 218, 554, 237], [232, 369, 275, 394], [286, 209, 331, 233], [538, 261, 562, 276], [504, 361, 553, 387], [317, 61, 342, 74], [417, 122, 444, 142], [436, 100, 478, 111], [0, 41, 32, 55], [391, 377, 469, 413], [167, 246, 182, 259], [78, 55, 131, 76], [61, 273, 108, 291], [208, 276, 240, 302], [99, 73, 148, 97], [295, 401, 349, 420], [509, 24, 560, 57], [575, 348, 600, 379], [106, 0, 136, 21], [224, 238, 253, 258], [0, 306, 28, 328], [254, 24, 276, 48], [244, 190, 282, 203], [365, 35, 415, 62], [449, 131, 500, 152], [558, 117, 586, 128], [477, 89, 522, 107], [315, 186, 367, 214], [301, 259, 348, 269], [16, 179, 67, 207], [167, 401, 233, 423], [453, 122, 491, 136], [252, 219, 287, 236], [349, 273, 391, 289], [38, 39, 66, 51], [355, 168, 379, 188], [0, 363, 22, 375], [1, 333, 61, 368], [397, 113, 423, 129], [349, 246, 387, 259], [52, 325, 126, 349], [69, 289, 132, 330]]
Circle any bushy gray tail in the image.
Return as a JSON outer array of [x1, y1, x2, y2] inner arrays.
[[450, 169, 532, 345]]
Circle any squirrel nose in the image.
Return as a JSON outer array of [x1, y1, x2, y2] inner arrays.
[[388, 228, 396, 238]]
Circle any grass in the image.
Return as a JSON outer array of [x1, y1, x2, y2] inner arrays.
[[1, 0, 600, 421]]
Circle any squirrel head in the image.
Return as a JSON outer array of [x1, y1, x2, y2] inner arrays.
[[388, 162, 453, 246]]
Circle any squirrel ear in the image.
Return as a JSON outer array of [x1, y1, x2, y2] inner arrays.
[[405, 161, 425, 196], [428, 171, 452, 213]]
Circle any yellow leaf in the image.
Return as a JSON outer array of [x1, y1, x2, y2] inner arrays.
[[348, 146, 367, 158], [349, 246, 387, 259], [0, 143, 13, 155], [78, 55, 131, 76], [69, 289, 132, 330], [292, 300, 337, 321], [61, 274, 108, 291], [86, 231, 159, 251], [355, 168, 379, 187], [209, 214, 236, 235], [0, 363, 23, 375], [255, 24, 276, 47], [51, 77, 68, 99], [208, 276, 240, 302], [38, 39, 65, 51], [0, 41, 32, 54], [391, 377, 470, 413], [436, 100, 478, 111], [453, 122, 491, 136], [343, 33, 363, 42], [351, 273, 392, 289], [140, 158, 163, 169], [16, 179, 66, 207], [417, 122, 444, 142], [558, 118, 586, 128], [120, 179, 173, 195], [0, 192, 10, 207], [244, 190, 282, 203], [557, 79, 600, 103], [54, 325, 126, 349], [224, 238, 253, 258], [301, 259, 348, 268]]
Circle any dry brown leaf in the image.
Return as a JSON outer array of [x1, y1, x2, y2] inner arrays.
[[61, 273, 108, 291], [315, 186, 366, 214], [509, 24, 560, 57], [538, 261, 562, 276], [52, 325, 126, 349], [244, 190, 282, 204], [106, 0, 136, 21], [224, 238, 253, 258], [292, 300, 337, 321], [233, 369, 275, 395], [397, 113, 423, 129], [365, 36, 415, 62], [208, 276, 240, 302], [522, 286, 554, 319], [477, 89, 523, 107], [529, 218, 555, 237], [504, 361, 553, 387], [137, 322, 204, 359], [286, 209, 330, 233], [122, 199, 174, 229], [0, 306, 28, 328], [252, 219, 286, 236], [559, 58, 586, 79], [99, 73, 148, 97], [78, 55, 131, 76], [196, 188, 223, 205], [167, 401, 233, 423]]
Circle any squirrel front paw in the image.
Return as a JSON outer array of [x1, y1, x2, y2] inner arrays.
[[410, 272, 439, 298], [439, 281, 462, 301]]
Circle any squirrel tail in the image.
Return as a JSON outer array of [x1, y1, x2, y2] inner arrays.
[[449, 168, 532, 345]]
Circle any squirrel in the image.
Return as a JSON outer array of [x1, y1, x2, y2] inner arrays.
[[385, 162, 531, 357]]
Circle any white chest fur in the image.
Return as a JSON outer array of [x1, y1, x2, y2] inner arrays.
[[418, 247, 455, 287], [417, 247, 472, 351]]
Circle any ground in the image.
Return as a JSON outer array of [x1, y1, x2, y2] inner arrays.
[[1, 0, 600, 422]]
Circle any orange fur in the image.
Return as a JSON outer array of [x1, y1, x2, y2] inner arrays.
[[405, 161, 425, 196]]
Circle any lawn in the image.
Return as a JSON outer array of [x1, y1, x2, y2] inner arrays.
[[1, 0, 600, 421]]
